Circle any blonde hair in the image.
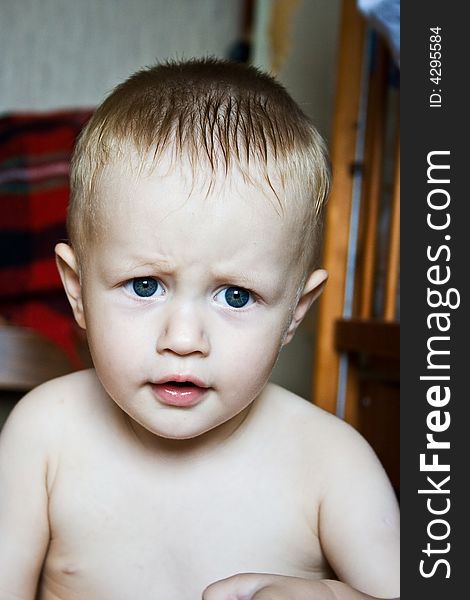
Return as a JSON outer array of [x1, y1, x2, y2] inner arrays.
[[68, 57, 330, 268]]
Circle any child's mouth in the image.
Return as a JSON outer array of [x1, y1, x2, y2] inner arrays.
[[151, 378, 210, 407]]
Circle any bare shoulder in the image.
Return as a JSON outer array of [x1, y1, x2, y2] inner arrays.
[[1, 369, 101, 449], [262, 383, 369, 449], [4, 368, 98, 415], [260, 383, 392, 489]]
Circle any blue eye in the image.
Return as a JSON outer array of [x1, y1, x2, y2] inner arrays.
[[215, 286, 253, 309], [127, 277, 163, 298]]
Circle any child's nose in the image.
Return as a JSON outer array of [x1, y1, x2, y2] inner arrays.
[[156, 302, 210, 357]]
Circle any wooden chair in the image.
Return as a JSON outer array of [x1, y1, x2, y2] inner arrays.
[[312, 0, 400, 492]]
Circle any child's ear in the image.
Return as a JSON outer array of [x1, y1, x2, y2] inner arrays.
[[55, 242, 86, 330], [283, 269, 328, 346]]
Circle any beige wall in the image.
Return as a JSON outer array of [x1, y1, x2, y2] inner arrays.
[[252, 0, 341, 140], [0, 0, 241, 111]]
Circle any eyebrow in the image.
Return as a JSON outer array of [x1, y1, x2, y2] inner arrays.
[[107, 254, 268, 291], [209, 269, 265, 290], [122, 254, 175, 271]]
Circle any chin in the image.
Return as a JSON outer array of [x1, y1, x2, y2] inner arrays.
[[136, 416, 221, 442]]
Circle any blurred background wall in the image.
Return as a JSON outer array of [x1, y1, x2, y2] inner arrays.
[[0, 0, 242, 111], [0, 0, 341, 410]]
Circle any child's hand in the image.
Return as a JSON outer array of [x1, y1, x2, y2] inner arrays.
[[202, 573, 337, 600], [202, 574, 394, 600]]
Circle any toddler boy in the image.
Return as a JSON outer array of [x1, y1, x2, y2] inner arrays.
[[0, 58, 399, 600]]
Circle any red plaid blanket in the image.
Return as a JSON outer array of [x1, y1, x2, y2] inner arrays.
[[0, 110, 93, 366]]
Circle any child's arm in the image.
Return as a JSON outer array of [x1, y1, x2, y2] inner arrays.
[[0, 390, 53, 599], [203, 418, 399, 600], [314, 419, 400, 598]]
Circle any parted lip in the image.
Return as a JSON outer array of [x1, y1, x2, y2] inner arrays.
[[151, 374, 210, 388]]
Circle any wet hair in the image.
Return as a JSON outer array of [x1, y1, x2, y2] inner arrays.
[[68, 57, 330, 268]]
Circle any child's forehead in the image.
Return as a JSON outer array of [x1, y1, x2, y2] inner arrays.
[[85, 151, 309, 280], [86, 144, 313, 276], [97, 146, 301, 219], [93, 155, 300, 242]]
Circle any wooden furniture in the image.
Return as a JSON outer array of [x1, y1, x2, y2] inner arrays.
[[312, 0, 400, 492], [0, 320, 92, 427], [0, 323, 90, 393]]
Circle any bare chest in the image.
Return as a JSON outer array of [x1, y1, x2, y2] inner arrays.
[[41, 448, 330, 600]]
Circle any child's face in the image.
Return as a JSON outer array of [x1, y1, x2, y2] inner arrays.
[[58, 155, 326, 441]]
